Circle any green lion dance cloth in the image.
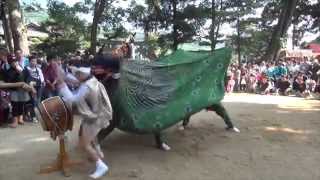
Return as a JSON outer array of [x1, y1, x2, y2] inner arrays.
[[113, 48, 232, 134]]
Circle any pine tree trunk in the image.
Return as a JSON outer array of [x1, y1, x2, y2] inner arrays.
[[1, 0, 14, 53], [292, 24, 295, 50], [236, 15, 241, 65], [212, 0, 223, 51], [144, 21, 150, 41], [262, 0, 298, 62], [7, 0, 29, 55], [172, 0, 178, 51], [90, 0, 106, 55], [210, 0, 216, 52]]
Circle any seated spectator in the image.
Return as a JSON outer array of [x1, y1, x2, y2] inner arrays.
[[293, 72, 307, 97], [256, 73, 272, 95], [305, 75, 316, 96], [277, 75, 291, 96]]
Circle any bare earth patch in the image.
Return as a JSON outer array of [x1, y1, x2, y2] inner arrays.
[[1, 94, 320, 180]]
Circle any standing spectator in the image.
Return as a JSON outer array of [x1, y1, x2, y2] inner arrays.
[[240, 74, 247, 92], [226, 69, 235, 93], [274, 62, 288, 80], [274, 62, 288, 91], [293, 60, 301, 75], [1, 51, 10, 71], [5, 54, 31, 128], [247, 73, 257, 93], [60, 58, 71, 74], [38, 54, 47, 70], [311, 59, 320, 82], [74, 55, 82, 67], [234, 66, 241, 92], [287, 60, 295, 74], [265, 62, 276, 92], [240, 66, 247, 92], [43, 55, 59, 99], [25, 56, 45, 122], [299, 58, 311, 74], [305, 74, 316, 96], [266, 62, 275, 79], [259, 61, 267, 73], [15, 49, 29, 69], [315, 68, 320, 95]]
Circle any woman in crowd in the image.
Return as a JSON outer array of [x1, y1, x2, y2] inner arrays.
[[0, 79, 35, 127], [4, 54, 32, 128]]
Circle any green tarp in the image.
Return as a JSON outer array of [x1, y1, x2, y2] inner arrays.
[[115, 48, 232, 134]]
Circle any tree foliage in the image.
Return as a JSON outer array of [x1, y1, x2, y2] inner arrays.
[[36, 0, 91, 55], [127, 0, 208, 51], [2, 0, 319, 62], [100, 3, 129, 40]]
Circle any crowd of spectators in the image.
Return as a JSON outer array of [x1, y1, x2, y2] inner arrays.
[[1, 47, 320, 129], [0, 48, 93, 128], [225, 57, 320, 98]]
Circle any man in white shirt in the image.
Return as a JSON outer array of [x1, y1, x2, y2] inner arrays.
[[58, 67, 112, 179]]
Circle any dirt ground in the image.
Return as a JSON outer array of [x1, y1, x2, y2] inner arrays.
[[1, 93, 320, 180]]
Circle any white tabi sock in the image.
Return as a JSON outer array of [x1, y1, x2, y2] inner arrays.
[[232, 127, 240, 133], [89, 159, 109, 179], [161, 143, 171, 151]]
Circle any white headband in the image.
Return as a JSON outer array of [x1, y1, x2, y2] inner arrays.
[[70, 66, 91, 75]]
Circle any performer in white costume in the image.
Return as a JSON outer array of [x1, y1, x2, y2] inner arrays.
[[58, 66, 113, 179]]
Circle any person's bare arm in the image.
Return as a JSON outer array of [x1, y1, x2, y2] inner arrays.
[[0, 81, 36, 94], [0, 81, 25, 89]]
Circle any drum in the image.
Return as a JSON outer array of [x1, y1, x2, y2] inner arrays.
[[36, 96, 73, 135]]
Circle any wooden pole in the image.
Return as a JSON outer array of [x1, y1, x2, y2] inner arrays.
[[39, 135, 81, 177]]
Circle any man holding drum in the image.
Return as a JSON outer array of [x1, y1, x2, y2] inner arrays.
[[59, 67, 112, 179]]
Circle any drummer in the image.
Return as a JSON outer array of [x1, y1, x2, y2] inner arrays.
[[59, 67, 113, 179]]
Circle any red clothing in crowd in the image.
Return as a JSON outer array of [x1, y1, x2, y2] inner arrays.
[[43, 62, 59, 90]]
